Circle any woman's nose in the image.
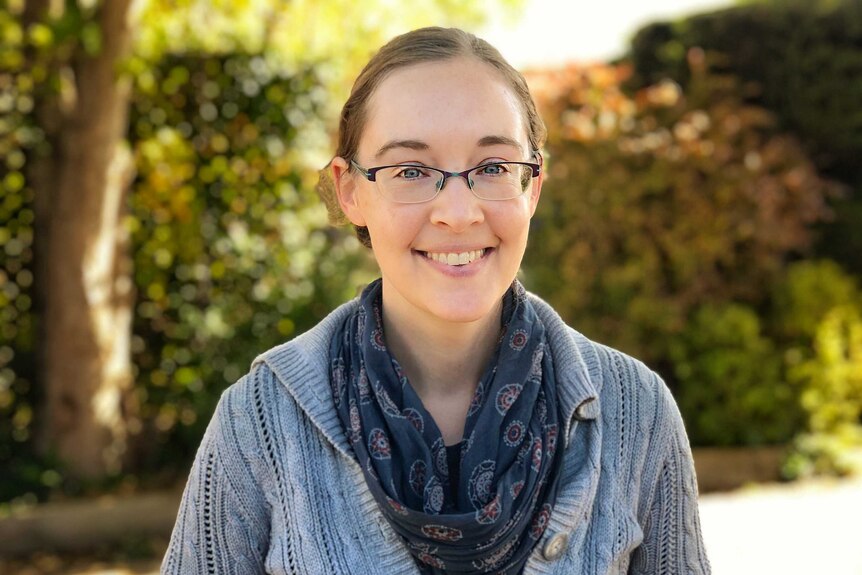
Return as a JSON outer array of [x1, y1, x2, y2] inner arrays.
[[428, 174, 485, 232]]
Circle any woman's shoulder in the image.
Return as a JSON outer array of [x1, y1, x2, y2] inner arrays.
[[528, 291, 679, 429], [219, 297, 361, 406], [528, 292, 660, 385], [570, 329, 689, 455], [202, 299, 355, 430], [253, 297, 359, 375], [208, 298, 360, 454], [579, 334, 666, 400]]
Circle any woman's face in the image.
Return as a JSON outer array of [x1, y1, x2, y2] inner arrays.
[[334, 57, 542, 329]]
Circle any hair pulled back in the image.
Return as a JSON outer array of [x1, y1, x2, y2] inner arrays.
[[317, 27, 546, 248]]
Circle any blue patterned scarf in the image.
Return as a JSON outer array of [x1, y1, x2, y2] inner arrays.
[[331, 279, 563, 574]]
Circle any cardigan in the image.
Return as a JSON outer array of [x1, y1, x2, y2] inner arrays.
[[161, 293, 711, 574]]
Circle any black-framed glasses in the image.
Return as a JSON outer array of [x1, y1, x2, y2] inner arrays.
[[350, 159, 541, 204]]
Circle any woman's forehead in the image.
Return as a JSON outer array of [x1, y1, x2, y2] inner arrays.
[[360, 58, 529, 158]]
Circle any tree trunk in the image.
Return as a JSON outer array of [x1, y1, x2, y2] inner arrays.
[[33, 0, 137, 478]]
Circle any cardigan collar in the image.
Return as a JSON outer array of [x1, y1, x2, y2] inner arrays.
[[254, 289, 601, 462]]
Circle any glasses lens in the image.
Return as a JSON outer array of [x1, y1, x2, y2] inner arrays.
[[376, 165, 441, 203], [470, 163, 531, 200]]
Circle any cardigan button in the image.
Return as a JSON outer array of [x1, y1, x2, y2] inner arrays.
[[574, 398, 599, 420], [542, 532, 569, 561]]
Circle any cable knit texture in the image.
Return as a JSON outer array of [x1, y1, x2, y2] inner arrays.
[[162, 293, 711, 574]]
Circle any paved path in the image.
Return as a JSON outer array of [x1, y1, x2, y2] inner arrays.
[[699, 477, 862, 575]]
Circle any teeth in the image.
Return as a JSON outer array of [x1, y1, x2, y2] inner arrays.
[[425, 249, 486, 266]]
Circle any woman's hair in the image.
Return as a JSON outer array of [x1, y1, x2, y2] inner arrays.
[[317, 27, 547, 248]]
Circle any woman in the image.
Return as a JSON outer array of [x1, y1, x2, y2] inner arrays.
[[162, 27, 711, 575]]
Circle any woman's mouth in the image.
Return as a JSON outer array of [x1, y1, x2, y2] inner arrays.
[[417, 248, 490, 267]]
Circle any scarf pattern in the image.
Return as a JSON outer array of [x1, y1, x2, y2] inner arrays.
[[331, 279, 562, 574]]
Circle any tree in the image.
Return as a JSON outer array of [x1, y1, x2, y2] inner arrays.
[[24, 0, 137, 478]]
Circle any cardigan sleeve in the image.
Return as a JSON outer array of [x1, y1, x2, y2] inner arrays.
[[629, 375, 711, 575], [161, 376, 271, 574]]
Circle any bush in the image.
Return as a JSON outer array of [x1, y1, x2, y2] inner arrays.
[[669, 304, 798, 446], [783, 430, 862, 479], [0, 49, 373, 498], [783, 306, 862, 478], [792, 307, 862, 435], [771, 259, 860, 342], [772, 261, 862, 476]]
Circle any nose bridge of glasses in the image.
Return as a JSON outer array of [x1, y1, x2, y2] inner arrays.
[[438, 168, 475, 192]]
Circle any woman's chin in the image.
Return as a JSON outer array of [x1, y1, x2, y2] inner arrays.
[[421, 295, 504, 327]]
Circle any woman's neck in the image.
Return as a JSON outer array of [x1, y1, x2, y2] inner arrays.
[[382, 303, 501, 396], [379, 289, 502, 444]]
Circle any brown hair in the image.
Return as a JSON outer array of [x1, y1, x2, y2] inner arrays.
[[317, 27, 547, 248]]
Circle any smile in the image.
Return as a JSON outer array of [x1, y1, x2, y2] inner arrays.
[[421, 249, 487, 266]]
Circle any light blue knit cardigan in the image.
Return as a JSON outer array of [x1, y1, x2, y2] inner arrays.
[[162, 293, 711, 574]]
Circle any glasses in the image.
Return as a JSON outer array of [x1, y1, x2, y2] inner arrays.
[[350, 159, 541, 204]]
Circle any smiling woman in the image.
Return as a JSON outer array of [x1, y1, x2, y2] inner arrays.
[[162, 27, 711, 575]]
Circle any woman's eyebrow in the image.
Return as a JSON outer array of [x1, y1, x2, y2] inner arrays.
[[373, 135, 524, 161], [477, 135, 525, 154], [374, 139, 429, 160]]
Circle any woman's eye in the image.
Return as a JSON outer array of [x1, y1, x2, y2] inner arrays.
[[478, 163, 507, 176], [396, 167, 425, 179]]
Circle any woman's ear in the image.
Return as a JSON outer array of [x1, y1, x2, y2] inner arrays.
[[332, 157, 366, 227]]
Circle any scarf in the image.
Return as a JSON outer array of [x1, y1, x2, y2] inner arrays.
[[331, 279, 563, 574]]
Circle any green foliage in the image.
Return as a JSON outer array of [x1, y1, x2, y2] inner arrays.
[[627, 0, 862, 274], [765, 261, 862, 475], [794, 306, 862, 434], [625, 0, 862, 470], [669, 303, 797, 446], [629, 0, 862, 173], [771, 260, 860, 341], [0, 4, 44, 501], [125, 53, 373, 473], [783, 305, 862, 477], [134, 0, 517, 61]]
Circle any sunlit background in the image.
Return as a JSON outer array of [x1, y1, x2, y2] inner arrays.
[[480, 0, 731, 65]]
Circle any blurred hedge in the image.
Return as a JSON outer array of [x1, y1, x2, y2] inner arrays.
[[524, 58, 862, 456], [526, 59, 834, 365], [626, 0, 862, 275], [0, 7, 45, 501], [124, 53, 374, 478]]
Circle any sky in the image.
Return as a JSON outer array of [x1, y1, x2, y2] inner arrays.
[[478, 0, 734, 68]]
